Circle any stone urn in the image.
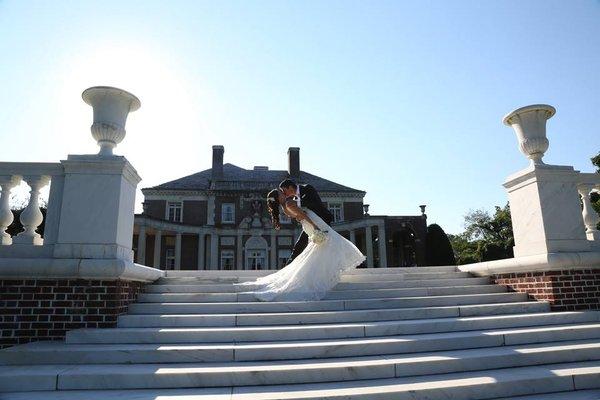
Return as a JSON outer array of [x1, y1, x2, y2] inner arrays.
[[502, 104, 556, 165], [82, 86, 141, 156]]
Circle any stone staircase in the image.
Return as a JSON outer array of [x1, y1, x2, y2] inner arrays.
[[1, 266, 600, 399]]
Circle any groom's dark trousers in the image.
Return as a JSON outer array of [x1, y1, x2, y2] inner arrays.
[[287, 184, 333, 265]]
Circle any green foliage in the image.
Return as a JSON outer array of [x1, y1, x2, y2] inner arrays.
[[592, 152, 600, 173], [426, 224, 456, 266], [449, 203, 514, 265], [593, 152, 600, 229]]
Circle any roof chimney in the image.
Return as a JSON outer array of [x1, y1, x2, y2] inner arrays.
[[288, 147, 300, 178], [212, 145, 224, 180]]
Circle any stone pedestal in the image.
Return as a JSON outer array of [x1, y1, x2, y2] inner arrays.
[[53, 155, 141, 261], [504, 164, 591, 257]]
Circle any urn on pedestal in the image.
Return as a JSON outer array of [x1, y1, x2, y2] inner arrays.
[[503, 104, 556, 166], [82, 86, 141, 156]]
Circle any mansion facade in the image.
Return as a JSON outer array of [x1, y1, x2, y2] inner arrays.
[[133, 146, 428, 270]]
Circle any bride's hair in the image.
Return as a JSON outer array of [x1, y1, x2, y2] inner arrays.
[[266, 189, 281, 230]]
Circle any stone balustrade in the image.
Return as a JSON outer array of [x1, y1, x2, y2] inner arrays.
[[0, 163, 63, 253], [0, 86, 164, 347], [577, 173, 600, 242], [459, 103, 600, 311]]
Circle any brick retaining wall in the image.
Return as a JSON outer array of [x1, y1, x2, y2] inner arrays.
[[492, 269, 600, 311], [0, 279, 144, 348]]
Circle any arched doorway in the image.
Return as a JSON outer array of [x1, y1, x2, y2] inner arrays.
[[245, 236, 268, 270]]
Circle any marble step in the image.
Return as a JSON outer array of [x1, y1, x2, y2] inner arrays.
[[334, 276, 490, 290], [128, 292, 528, 315], [138, 285, 508, 303], [156, 271, 472, 285], [2, 360, 600, 398], [339, 271, 472, 282], [493, 389, 600, 399], [324, 284, 507, 300], [159, 266, 458, 280], [65, 311, 600, 344], [5, 390, 600, 400], [3, 340, 600, 391], [5, 322, 600, 365], [344, 266, 458, 274], [117, 302, 549, 328], [146, 277, 491, 293]]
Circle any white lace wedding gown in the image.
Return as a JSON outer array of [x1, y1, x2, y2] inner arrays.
[[237, 209, 366, 301]]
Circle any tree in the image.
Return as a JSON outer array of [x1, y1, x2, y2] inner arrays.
[[592, 152, 600, 229], [449, 203, 514, 264], [426, 224, 456, 265], [591, 152, 600, 173]]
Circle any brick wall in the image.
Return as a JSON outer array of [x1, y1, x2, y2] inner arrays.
[[0, 279, 144, 349], [492, 269, 600, 311]]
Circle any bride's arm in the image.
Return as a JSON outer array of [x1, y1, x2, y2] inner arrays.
[[284, 200, 320, 231]]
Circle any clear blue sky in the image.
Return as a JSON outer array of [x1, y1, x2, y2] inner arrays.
[[1, 0, 599, 233]]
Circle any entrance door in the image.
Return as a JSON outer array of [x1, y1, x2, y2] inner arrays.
[[246, 249, 266, 270]]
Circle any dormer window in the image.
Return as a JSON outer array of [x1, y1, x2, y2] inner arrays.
[[328, 202, 343, 222], [166, 201, 183, 222]]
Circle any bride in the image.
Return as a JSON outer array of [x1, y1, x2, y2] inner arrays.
[[237, 189, 366, 302]]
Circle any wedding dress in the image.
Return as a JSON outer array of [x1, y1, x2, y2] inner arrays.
[[237, 209, 366, 301]]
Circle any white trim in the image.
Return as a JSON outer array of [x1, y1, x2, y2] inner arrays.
[[144, 193, 209, 201], [321, 197, 362, 203], [327, 202, 344, 223], [0, 258, 164, 281], [165, 201, 183, 222], [458, 251, 600, 276], [221, 203, 235, 224]]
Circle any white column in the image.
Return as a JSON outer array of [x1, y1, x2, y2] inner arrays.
[[349, 229, 356, 245], [174, 232, 182, 270], [365, 225, 374, 268], [377, 222, 387, 268], [210, 234, 218, 270], [578, 184, 600, 241], [270, 232, 277, 270], [197, 233, 205, 270], [14, 175, 50, 245], [237, 232, 244, 270], [136, 225, 146, 264], [153, 230, 162, 268], [0, 176, 21, 245]]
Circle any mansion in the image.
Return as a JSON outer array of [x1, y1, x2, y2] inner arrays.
[[133, 146, 428, 270]]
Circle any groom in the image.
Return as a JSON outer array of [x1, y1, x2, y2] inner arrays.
[[279, 179, 333, 264]]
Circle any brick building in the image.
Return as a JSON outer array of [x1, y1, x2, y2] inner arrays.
[[133, 146, 428, 270]]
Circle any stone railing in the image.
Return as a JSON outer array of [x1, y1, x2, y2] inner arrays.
[[459, 103, 600, 311], [0, 163, 63, 254], [0, 86, 162, 282], [578, 173, 600, 242], [0, 86, 163, 347]]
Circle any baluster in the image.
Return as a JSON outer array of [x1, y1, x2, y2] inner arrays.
[[578, 183, 600, 241], [13, 175, 50, 245], [0, 175, 22, 245]]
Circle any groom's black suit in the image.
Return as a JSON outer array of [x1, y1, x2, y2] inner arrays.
[[288, 184, 334, 264]]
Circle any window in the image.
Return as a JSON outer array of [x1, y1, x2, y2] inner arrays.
[[167, 201, 183, 222], [221, 203, 235, 224], [246, 250, 266, 270], [278, 249, 292, 269], [328, 203, 343, 222], [165, 248, 175, 270], [220, 250, 235, 270]]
